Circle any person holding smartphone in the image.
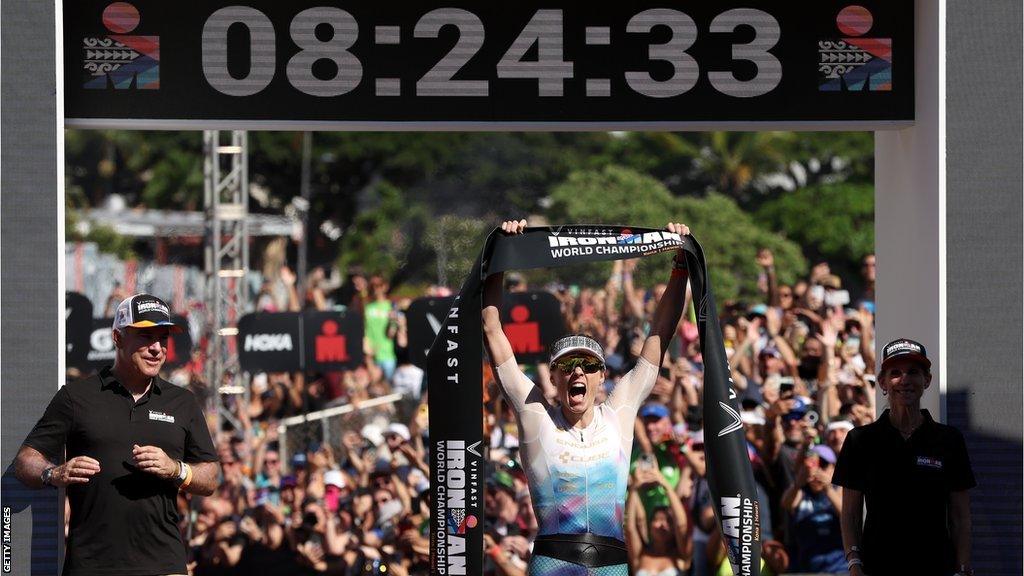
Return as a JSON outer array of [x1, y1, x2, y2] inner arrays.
[[483, 219, 691, 576]]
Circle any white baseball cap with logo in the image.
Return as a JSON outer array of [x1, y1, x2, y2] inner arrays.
[[324, 469, 347, 489]]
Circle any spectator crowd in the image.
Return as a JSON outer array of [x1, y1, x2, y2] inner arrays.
[[80, 248, 878, 576]]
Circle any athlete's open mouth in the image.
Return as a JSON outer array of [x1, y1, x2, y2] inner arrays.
[[569, 383, 587, 399]]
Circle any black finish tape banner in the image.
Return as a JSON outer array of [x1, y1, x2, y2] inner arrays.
[[427, 225, 760, 576]]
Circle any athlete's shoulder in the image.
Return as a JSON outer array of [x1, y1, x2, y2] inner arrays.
[[622, 356, 658, 382]]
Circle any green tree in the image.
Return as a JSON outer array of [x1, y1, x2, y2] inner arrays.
[[677, 193, 806, 302], [546, 166, 806, 300], [65, 190, 135, 259], [548, 165, 677, 225], [600, 131, 873, 209], [756, 182, 874, 277], [545, 165, 679, 288], [336, 182, 428, 281], [424, 215, 491, 288]]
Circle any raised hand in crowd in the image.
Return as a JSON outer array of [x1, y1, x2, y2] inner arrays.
[[485, 533, 527, 576], [757, 248, 779, 305]]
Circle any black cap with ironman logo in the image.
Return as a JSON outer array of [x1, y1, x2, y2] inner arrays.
[[880, 338, 930, 371], [112, 293, 183, 333]]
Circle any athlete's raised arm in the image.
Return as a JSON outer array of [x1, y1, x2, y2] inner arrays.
[[610, 222, 691, 414], [483, 219, 535, 407], [639, 222, 691, 367]]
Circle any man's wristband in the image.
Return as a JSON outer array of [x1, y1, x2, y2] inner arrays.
[[845, 545, 861, 560], [176, 461, 193, 489], [847, 558, 863, 569]]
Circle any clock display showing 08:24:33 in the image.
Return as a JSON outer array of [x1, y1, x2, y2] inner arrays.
[[201, 7, 783, 99]]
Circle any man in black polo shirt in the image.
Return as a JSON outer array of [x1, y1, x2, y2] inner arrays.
[[832, 338, 975, 576], [15, 294, 220, 576]]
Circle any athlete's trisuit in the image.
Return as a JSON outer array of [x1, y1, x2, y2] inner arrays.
[[494, 357, 658, 576]]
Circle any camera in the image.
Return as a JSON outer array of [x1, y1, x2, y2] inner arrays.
[[638, 453, 657, 471], [302, 511, 319, 528]]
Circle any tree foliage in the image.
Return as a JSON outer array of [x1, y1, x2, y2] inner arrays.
[[65, 189, 135, 259], [677, 193, 806, 302], [64, 130, 870, 287], [547, 166, 806, 301], [336, 182, 427, 281], [756, 183, 874, 265]]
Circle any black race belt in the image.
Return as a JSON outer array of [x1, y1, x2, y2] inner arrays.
[[532, 533, 628, 568]]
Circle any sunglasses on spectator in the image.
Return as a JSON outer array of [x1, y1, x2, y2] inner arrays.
[[552, 357, 604, 374]]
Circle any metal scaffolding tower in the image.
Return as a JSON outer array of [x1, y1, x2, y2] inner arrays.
[[204, 130, 249, 433]]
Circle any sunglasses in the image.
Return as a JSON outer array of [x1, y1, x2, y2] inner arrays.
[[552, 357, 604, 374]]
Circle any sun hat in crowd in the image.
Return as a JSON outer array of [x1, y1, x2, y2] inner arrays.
[[880, 338, 931, 371], [549, 334, 605, 364], [820, 275, 843, 289], [384, 423, 411, 442], [747, 303, 769, 319], [827, 420, 855, 433], [488, 470, 516, 495], [741, 411, 766, 426], [361, 424, 385, 447], [324, 470, 346, 489], [811, 444, 837, 465], [639, 402, 670, 420], [112, 293, 183, 333], [783, 397, 810, 422]]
